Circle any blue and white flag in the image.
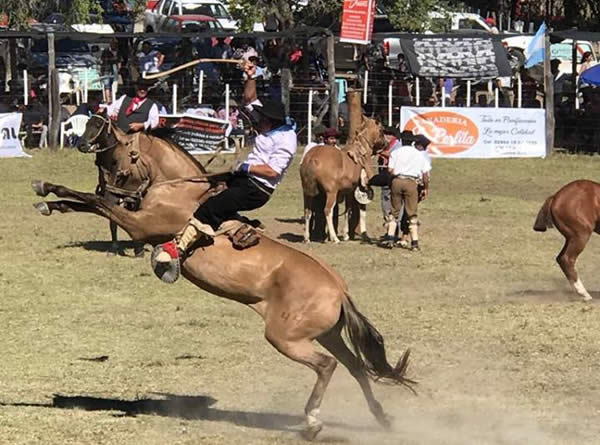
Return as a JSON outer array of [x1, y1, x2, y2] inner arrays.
[[524, 22, 547, 68]]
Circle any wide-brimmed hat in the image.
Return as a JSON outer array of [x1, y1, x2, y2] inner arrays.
[[323, 128, 340, 139], [383, 126, 400, 138], [253, 100, 286, 122], [135, 78, 155, 89], [413, 134, 431, 148]]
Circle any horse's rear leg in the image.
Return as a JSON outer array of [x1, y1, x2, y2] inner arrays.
[[318, 324, 391, 430], [265, 333, 337, 440], [557, 233, 593, 301], [303, 194, 313, 243], [324, 192, 340, 243]]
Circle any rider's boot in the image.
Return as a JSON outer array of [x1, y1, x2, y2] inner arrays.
[[155, 217, 215, 263]]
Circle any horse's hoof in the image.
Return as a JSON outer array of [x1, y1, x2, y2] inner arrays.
[[360, 232, 371, 244], [300, 423, 323, 441], [341, 235, 350, 242], [583, 295, 593, 302], [33, 202, 51, 216], [377, 412, 394, 431], [134, 248, 146, 258], [303, 238, 310, 244], [31, 180, 48, 197]]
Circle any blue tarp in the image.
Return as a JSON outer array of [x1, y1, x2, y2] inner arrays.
[[580, 64, 600, 86]]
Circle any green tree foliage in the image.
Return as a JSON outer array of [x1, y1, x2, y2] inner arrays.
[[0, 0, 44, 29], [64, 0, 103, 25]]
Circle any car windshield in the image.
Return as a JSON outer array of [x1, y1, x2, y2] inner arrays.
[[31, 38, 90, 53], [551, 43, 593, 62], [182, 3, 230, 19]]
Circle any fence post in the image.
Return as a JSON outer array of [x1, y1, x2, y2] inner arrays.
[[23, 69, 28, 105], [544, 29, 555, 156], [387, 81, 392, 125], [467, 80, 471, 107], [307, 89, 313, 144], [172, 83, 177, 114], [416, 77, 420, 106], [517, 72, 522, 108], [225, 83, 230, 151], [363, 70, 368, 104], [281, 68, 291, 115], [326, 32, 338, 129], [198, 70, 204, 104], [48, 33, 60, 149]]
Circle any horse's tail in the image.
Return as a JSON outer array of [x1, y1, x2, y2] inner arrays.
[[299, 157, 320, 197], [533, 195, 554, 232], [340, 293, 416, 391]]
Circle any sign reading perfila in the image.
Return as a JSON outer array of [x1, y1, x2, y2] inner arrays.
[[340, 0, 376, 45], [159, 114, 232, 155], [400, 36, 513, 79], [400, 107, 546, 158]]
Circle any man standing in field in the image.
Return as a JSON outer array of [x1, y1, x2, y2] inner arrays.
[[381, 134, 431, 250]]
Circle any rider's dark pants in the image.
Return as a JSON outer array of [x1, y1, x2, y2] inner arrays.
[[194, 175, 272, 230]]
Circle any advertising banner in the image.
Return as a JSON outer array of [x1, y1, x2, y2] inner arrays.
[[400, 107, 546, 158], [400, 36, 513, 79], [0, 113, 30, 158], [159, 113, 232, 155], [340, 0, 376, 45]]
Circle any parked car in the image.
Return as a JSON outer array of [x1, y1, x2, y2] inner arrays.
[[144, 0, 236, 32], [27, 38, 103, 96]]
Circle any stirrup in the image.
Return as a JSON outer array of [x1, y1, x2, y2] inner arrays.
[[151, 240, 182, 284]]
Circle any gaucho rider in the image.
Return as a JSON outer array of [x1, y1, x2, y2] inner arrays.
[[153, 61, 297, 282], [105, 78, 159, 133]]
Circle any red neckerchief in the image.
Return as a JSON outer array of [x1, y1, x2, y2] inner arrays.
[[125, 97, 145, 116]]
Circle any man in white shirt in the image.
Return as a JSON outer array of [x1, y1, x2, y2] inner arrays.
[[381, 134, 431, 250], [153, 67, 297, 278]]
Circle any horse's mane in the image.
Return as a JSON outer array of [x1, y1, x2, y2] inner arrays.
[[145, 129, 208, 174]]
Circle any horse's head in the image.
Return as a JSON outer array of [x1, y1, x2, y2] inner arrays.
[[77, 113, 117, 153], [361, 116, 388, 154]]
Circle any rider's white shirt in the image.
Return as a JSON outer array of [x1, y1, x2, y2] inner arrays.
[[246, 125, 297, 190]]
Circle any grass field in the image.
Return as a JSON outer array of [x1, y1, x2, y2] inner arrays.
[[2, 149, 600, 444]]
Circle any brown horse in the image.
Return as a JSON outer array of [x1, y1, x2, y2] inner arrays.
[[534, 179, 600, 301], [32, 129, 415, 439], [300, 117, 387, 243], [77, 114, 209, 255]]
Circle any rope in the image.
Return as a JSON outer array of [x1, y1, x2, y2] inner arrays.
[[142, 58, 245, 80]]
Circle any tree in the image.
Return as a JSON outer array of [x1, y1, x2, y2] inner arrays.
[[0, 0, 44, 29], [64, 0, 103, 25]]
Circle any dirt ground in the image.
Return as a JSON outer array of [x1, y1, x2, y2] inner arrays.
[[2, 150, 600, 444]]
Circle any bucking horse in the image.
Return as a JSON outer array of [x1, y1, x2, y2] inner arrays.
[[31, 114, 416, 440]]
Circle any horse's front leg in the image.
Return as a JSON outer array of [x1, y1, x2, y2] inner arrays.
[[338, 194, 350, 242], [358, 203, 370, 244]]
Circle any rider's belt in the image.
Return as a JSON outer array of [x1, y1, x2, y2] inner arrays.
[[248, 177, 275, 196]]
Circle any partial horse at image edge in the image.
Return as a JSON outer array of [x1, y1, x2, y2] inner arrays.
[[533, 179, 600, 301]]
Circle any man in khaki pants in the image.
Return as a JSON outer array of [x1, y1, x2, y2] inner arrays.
[[380, 134, 431, 250]]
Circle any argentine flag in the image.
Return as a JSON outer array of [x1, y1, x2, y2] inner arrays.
[[524, 22, 547, 68]]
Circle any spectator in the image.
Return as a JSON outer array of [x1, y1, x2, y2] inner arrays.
[[100, 40, 119, 103], [137, 40, 164, 75], [485, 17, 499, 34], [579, 51, 594, 74]]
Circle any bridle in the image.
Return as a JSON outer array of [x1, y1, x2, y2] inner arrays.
[[83, 114, 119, 153]]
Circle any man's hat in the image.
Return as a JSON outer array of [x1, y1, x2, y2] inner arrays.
[[414, 134, 431, 148], [135, 78, 155, 89], [383, 126, 400, 138], [254, 100, 286, 122], [322, 127, 340, 139]]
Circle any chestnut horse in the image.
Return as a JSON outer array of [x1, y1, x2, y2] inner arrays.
[[78, 114, 209, 255], [534, 179, 600, 301], [301, 117, 387, 243], [32, 127, 415, 439]]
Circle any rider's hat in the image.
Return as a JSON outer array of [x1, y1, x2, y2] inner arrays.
[[253, 100, 286, 122]]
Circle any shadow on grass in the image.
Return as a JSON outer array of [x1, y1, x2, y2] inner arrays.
[[278, 232, 306, 243], [57, 240, 146, 257], [506, 289, 600, 303], [275, 217, 304, 225], [1, 393, 374, 438]]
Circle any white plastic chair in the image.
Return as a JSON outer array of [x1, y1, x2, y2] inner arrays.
[[60, 115, 90, 149]]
